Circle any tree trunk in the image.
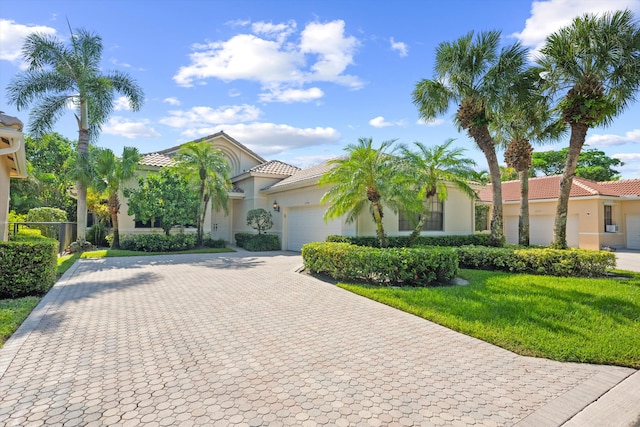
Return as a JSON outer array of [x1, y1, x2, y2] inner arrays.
[[371, 202, 387, 248], [552, 122, 588, 249], [76, 99, 90, 241], [518, 169, 529, 246], [109, 192, 120, 249], [474, 126, 504, 247]]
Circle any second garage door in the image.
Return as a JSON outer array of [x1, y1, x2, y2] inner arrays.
[[627, 214, 640, 250], [286, 205, 342, 251], [505, 215, 579, 247]]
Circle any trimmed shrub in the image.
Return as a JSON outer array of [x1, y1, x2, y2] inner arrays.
[[202, 234, 226, 248], [456, 245, 615, 277], [244, 234, 280, 251], [326, 234, 490, 248], [302, 242, 458, 286], [234, 233, 254, 248], [0, 232, 57, 298], [119, 233, 197, 252]]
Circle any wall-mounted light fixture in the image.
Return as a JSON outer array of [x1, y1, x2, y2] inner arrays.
[[272, 200, 280, 212]]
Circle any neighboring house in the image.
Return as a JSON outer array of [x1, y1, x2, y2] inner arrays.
[[0, 113, 27, 241], [479, 175, 640, 250], [118, 131, 481, 250]]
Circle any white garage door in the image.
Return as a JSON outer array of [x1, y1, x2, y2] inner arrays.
[[627, 215, 640, 250], [529, 215, 579, 248], [504, 216, 519, 245], [286, 205, 342, 251]]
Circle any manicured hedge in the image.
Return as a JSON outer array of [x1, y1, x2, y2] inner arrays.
[[302, 242, 458, 286], [456, 245, 616, 277], [1, 233, 57, 298], [235, 233, 280, 251], [120, 233, 197, 252], [326, 234, 490, 248]]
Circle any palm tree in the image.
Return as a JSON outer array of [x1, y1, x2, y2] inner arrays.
[[493, 70, 562, 246], [319, 137, 416, 248], [176, 141, 232, 247], [412, 31, 528, 247], [92, 147, 140, 249], [536, 9, 640, 248], [7, 27, 144, 240], [398, 139, 477, 245]]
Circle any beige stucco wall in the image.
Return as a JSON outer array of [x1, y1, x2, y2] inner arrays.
[[502, 196, 635, 250], [355, 184, 476, 237], [0, 157, 10, 241]]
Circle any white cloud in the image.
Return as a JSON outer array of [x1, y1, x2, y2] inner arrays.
[[513, 0, 640, 53], [0, 19, 57, 63], [159, 104, 262, 128], [287, 153, 336, 168], [259, 87, 324, 103], [417, 118, 445, 127], [369, 116, 392, 128], [390, 37, 408, 57], [180, 122, 340, 156], [113, 96, 131, 111], [613, 153, 640, 162], [173, 19, 362, 95], [103, 117, 161, 139], [163, 97, 181, 106], [586, 129, 640, 147]]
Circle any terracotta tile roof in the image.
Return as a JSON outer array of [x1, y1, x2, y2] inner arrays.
[[263, 160, 335, 191], [597, 179, 640, 196], [230, 184, 244, 193], [479, 175, 626, 202], [140, 152, 174, 167], [248, 160, 300, 176]]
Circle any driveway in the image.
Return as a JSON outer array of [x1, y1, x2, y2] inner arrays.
[[0, 251, 636, 426], [616, 249, 640, 272]]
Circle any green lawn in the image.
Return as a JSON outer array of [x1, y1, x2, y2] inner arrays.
[[0, 296, 41, 347], [339, 269, 640, 368]]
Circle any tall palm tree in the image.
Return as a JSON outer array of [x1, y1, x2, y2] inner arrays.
[[536, 9, 640, 248], [493, 70, 562, 246], [176, 141, 232, 247], [92, 147, 140, 249], [319, 137, 416, 248], [412, 30, 528, 246], [7, 27, 144, 240], [398, 139, 477, 246]]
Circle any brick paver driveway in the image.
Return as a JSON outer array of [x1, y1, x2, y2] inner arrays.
[[0, 251, 634, 426]]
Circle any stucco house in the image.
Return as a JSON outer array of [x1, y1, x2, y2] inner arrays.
[[0, 113, 27, 241], [118, 132, 481, 250], [479, 175, 640, 250]]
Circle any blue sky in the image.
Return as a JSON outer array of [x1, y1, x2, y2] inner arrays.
[[1, 0, 640, 178]]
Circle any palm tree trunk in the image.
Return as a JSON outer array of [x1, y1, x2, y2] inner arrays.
[[371, 202, 387, 248], [552, 123, 588, 249], [76, 128, 89, 241], [474, 127, 504, 247], [109, 193, 120, 249], [518, 169, 530, 246], [408, 215, 427, 247]]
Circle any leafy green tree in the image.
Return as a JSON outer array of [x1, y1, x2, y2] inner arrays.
[[7, 27, 144, 240], [398, 139, 477, 245], [319, 137, 415, 248], [10, 133, 76, 218], [246, 209, 273, 235], [531, 147, 624, 181], [124, 168, 198, 236], [413, 30, 528, 246], [92, 147, 141, 249], [536, 10, 640, 248], [176, 141, 232, 247]]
